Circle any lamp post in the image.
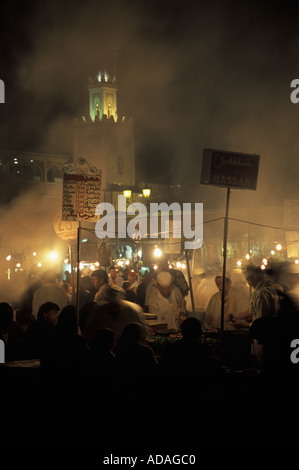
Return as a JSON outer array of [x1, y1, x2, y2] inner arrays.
[[123, 189, 132, 209], [142, 185, 151, 210], [123, 189, 132, 199], [142, 187, 151, 198]]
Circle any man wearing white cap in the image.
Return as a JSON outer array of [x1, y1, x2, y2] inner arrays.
[[148, 270, 187, 330], [204, 271, 236, 331], [188, 267, 219, 313]]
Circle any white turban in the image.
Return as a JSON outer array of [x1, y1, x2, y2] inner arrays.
[[157, 271, 172, 287]]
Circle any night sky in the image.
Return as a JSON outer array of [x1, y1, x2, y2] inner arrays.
[[1, 0, 299, 207], [1, 3, 299, 454]]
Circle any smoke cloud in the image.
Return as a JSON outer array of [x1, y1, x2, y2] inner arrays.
[[0, 0, 299, 286]]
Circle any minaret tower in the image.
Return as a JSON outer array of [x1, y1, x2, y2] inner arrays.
[[88, 70, 118, 121], [73, 70, 135, 201]]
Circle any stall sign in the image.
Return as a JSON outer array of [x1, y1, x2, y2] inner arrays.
[[200, 148, 260, 191], [62, 173, 101, 222]]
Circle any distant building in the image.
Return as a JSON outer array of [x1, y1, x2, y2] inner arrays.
[[0, 148, 69, 203], [73, 71, 136, 203]]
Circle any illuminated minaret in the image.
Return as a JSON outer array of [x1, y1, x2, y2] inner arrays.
[[88, 70, 118, 122], [73, 70, 135, 201]]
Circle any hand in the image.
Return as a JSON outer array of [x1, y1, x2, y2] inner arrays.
[[229, 317, 250, 329]]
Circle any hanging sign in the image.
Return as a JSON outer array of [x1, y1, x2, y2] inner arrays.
[[200, 148, 260, 191], [62, 158, 102, 222], [53, 215, 79, 241]]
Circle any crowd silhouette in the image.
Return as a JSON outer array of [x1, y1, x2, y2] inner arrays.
[[1, 264, 299, 449]]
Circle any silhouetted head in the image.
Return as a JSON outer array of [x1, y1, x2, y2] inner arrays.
[[244, 265, 265, 289], [249, 317, 279, 345], [37, 301, 60, 325], [91, 269, 108, 290], [0, 302, 13, 331], [215, 270, 232, 293], [90, 328, 115, 353], [120, 322, 145, 346], [181, 317, 202, 342], [109, 266, 117, 280], [56, 305, 77, 335]]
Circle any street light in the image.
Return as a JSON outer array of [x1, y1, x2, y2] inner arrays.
[[154, 247, 162, 258], [123, 190, 132, 199], [142, 187, 151, 198]]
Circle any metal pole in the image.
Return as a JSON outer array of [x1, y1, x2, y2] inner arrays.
[[220, 187, 231, 344], [76, 222, 81, 333], [185, 250, 195, 315], [68, 240, 76, 306]]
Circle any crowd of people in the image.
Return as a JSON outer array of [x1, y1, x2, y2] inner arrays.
[[1, 259, 299, 448], [3, 259, 299, 374]]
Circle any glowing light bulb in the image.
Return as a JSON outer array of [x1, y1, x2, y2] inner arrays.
[[123, 190, 131, 199], [154, 247, 162, 258], [49, 251, 58, 261], [142, 188, 151, 198]]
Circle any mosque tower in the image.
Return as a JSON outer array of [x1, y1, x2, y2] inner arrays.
[[73, 70, 135, 202]]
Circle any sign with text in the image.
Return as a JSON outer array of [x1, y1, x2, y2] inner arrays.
[[53, 215, 79, 240], [200, 148, 260, 191], [62, 173, 101, 222]]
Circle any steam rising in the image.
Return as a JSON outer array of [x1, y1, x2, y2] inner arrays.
[[0, 0, 299, 302], [0, 187, 61, 250]]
